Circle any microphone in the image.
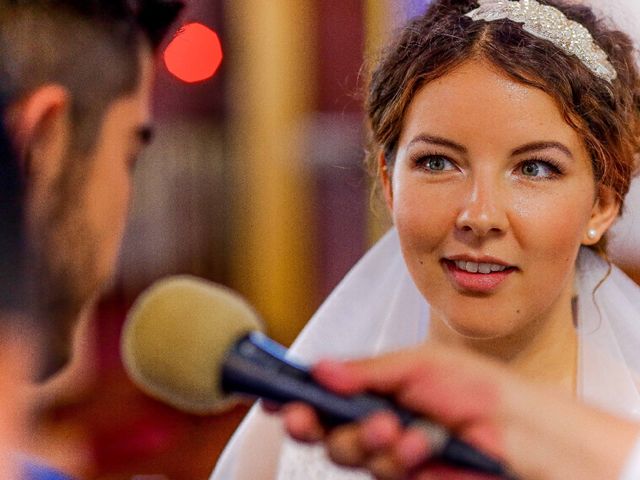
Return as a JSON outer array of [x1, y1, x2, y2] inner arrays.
[[121, 276, 515, 478], [121, 275, 264, 414]]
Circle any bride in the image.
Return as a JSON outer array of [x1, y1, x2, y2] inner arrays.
[[212, 0, 640, 478]]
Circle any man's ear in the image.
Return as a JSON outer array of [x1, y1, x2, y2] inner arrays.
[[582, 185, 620, 246], [378, 150, 393, 211], [6, 85, 70, 176]]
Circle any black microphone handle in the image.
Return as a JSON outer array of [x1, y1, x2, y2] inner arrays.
[[221, 332, 516, 479]]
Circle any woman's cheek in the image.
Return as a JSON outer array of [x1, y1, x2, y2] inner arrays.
[[392, 180, 457, 240], [510, 191, 590, 260], [393, 203, 453, 253]]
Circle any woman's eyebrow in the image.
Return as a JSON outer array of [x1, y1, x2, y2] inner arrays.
[[511, 141, 573, 159], [406, 136, 574, 160], [407, 134, 467, 153]]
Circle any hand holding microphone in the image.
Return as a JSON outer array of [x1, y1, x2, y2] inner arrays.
[[120, 276, 515, 478]]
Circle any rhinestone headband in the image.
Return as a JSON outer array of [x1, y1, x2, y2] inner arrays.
[[465, 0, 617, 83]]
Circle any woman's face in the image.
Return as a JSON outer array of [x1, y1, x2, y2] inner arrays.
[[384, 59, 618, 339]]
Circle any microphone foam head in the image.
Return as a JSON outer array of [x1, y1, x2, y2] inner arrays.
[[121, 275, 263, 414]]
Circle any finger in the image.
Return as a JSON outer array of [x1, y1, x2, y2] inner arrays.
[[360, 414, 422, 480], [314, 348, 501, 428], [326, 414, 407, 479], [313, 349, 433, 396], [394, 426, 431, 470], [362, 416, 432, 479], [281, 402, 325, 443], [360, 411, 402, 452], [314, 343, 490, 396], [312, 359, 370, 395], [366, 453, 405, 480], [326, 424, 368, 468]]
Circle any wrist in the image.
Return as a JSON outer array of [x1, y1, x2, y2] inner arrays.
[[501, 383, 639, 480]]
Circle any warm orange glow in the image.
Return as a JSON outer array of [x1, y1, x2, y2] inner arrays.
[[164, 23, 223, 83]]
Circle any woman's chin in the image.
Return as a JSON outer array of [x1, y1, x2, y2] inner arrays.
[[442, 319, 521, 342]]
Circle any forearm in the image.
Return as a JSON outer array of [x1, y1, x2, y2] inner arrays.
[[502, 383, 640, 480]]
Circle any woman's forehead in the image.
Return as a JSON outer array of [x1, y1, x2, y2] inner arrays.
[[398, 59, 587, 156]]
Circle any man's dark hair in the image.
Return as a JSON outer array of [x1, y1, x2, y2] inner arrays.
[[0, 95, 29, 316], [0, 0, 184, 152], [0, 0, 183, 376]]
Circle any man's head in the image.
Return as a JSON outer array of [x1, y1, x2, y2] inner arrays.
[[0, 0, 183, 376]]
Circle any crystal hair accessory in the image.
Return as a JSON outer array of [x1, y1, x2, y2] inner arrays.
[[465, 0, 617, 84]]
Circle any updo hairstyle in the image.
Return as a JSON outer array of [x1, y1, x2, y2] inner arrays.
[[366, 0, 640, 251]]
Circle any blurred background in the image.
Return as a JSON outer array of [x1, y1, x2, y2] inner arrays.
[[28, 1, 430, 479]]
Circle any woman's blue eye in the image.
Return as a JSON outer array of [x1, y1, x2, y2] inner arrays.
[[520, 160, 559, 178], [420, 155, 454, 172], [522, 162, 539, 176]]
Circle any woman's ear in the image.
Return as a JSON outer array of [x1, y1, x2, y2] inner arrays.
[[378, 150, 393, 211], [6, 85, 70, 176], [582, 185, 620, 245]]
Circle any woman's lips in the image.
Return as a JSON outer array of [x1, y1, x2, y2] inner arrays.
[[443, 259, 515, 293]]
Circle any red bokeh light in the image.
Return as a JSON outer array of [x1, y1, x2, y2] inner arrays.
[[164, 23, 223, 83]]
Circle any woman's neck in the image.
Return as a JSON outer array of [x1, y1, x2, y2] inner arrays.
[[429, 296, 578, 394]]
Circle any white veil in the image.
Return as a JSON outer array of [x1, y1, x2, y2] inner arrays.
[[580, 0, 640, 420], [211, 229, 640, 479], [577, 250, 640, 418]]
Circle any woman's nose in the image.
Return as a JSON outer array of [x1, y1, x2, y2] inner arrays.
[[455, 177, 509, 238]]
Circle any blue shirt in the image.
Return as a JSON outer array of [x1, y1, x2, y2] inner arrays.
[[22, 461, 73, 480]]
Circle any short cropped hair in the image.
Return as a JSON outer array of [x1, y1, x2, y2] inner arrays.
[[0, 94, 29, 316], [0, 0, 183, 152]]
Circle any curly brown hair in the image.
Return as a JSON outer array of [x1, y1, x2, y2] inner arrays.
[[366, 0, 640, 232]]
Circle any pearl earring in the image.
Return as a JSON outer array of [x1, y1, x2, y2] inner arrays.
[[587, 228, 598, 240]]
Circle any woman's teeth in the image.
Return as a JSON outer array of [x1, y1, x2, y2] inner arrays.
[[454, 260, 507, 274]]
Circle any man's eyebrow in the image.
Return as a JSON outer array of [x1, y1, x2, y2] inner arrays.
[[406, 134, 467, 154], [511, 141, 573, 159], [137, 125, 155, 145]]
